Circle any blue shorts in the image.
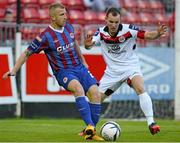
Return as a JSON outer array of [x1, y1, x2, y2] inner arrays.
[[55, 64, 98, 93]]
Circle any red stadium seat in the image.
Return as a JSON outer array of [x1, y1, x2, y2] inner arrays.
[[137, 0, 150, 13], [8, 0, 16, 5], [154, 13, 168, 25], [140, 13, 156, 25], [84, 10, 98, 24], [0, 9, 5, 21], [61, 0, 85, 10], [0, 0, 8, 8], [149, 0, 164, 13], [68, 10, 84, 25], [138, 13, 156, 47], [6, 1, 17, 11], [124, 12, 140, 24], [97, 12, 106, 24], [123, 0, 137, 13], [21, 0, 38, 8], [22, 8, 40, 23], [118, 0, 125, 7], [38, 9, 50, 23], [20, 26, 40, 40], [38, 0, 56, 8]]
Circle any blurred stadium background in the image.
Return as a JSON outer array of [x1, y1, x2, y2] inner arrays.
[[0, 0, 179, 122]]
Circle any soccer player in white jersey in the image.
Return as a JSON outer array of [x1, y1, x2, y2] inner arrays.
[[84, 7, 168, 135]]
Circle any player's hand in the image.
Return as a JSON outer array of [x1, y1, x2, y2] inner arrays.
[[157, 23, 168, 37], [84, 34, 95, 49], [2, 71, 15, 79]]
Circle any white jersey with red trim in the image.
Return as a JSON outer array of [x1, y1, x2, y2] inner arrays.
[[92, 24, 145, 77]]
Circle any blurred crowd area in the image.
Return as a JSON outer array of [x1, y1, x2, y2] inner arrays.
[[0, 0, 175, 47]]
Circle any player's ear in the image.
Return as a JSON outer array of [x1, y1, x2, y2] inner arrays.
[[51, 15, 56, 21], [49, 10, 56, 21]]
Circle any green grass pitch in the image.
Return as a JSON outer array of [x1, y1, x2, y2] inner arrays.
[[0, 118, 180, 142]]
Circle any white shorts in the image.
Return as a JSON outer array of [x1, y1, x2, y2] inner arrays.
[[99, 68, 142, 94]]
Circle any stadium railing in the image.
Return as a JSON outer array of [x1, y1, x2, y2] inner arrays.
[[0, 22, 174, 48]]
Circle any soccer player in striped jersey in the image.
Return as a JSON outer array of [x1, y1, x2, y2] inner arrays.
[[84, 7, 168, 135], [3, 3, 103, 141]]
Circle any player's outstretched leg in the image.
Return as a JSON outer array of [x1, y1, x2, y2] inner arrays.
[[149, 123, 160, 135]]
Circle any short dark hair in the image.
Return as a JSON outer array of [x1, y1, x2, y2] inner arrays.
[[106, 7, 120, 17]]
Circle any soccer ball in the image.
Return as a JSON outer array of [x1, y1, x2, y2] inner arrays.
[[100, 121, 121, 141]]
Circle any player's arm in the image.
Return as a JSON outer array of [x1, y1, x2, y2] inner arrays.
[[74, 40, 88, 68], [2, 34, 45, 79], [2, 49, 32, 79], [144, 24, 168, 40]]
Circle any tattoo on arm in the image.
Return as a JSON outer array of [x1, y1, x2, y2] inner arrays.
[[25, 50, 32, 57]]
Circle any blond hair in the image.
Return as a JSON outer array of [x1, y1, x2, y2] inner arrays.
[[49, 2, 65, 17]]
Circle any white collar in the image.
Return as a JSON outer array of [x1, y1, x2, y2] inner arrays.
[[49, 25, 64, 33]]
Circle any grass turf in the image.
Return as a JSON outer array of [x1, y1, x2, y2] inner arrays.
[[0, 118, 180, 142]]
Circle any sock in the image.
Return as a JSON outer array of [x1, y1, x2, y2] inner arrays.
[[139, 92, 154, 126], [75, 96, 94, 126], [89, 102, 101, 126]]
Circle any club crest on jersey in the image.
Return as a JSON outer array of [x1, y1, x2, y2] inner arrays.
[[119, 36, 125, 43], [57, 46, 63, 52], [70, 33, 74, 39], [63, 77, 68, 83], [94, 29, 100, 36]]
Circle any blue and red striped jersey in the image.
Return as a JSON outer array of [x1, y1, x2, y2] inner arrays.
[[27, 22, 81, 74]]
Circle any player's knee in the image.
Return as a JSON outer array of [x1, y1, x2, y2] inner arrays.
[[88, 85, 99, 95], [88, 88, 101, 102], [73, 87, 85, 96], [68, 80, 85, 96], [135, 86, 145, 95], [91, 90, 101, 99]]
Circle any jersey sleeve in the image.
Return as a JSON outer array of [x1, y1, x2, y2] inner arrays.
[[27, 32, 48, 54], [137, 30, 145, 39], [92, 28, 101, 46], [129, 24, 145, 39]]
